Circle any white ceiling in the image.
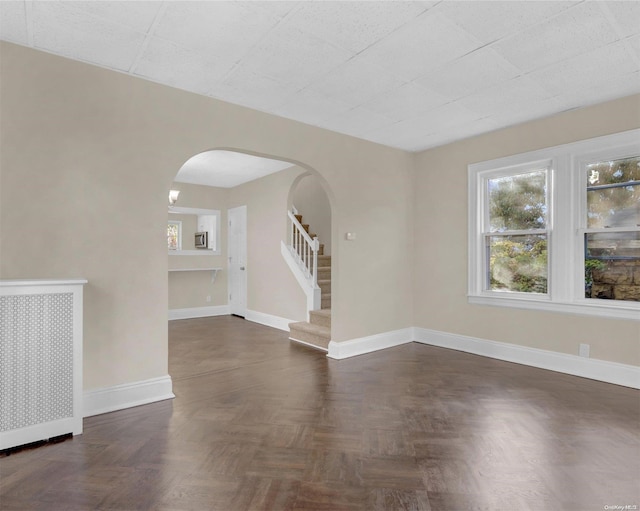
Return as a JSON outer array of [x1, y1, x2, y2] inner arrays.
[[1, 1, 639, 154], [175, 150, 294, 188]]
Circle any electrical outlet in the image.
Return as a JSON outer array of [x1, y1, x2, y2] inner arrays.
[[579, 343, 590, 358], [206, 295, 211, 303]]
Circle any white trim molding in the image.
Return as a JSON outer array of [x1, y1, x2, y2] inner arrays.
[[168, 305, 230, 321], [327, 328, 413, 360], [245, 309, 296, 332], [414, 327, 640, 390], [83, 375, 175, 418], [281, 241, 321, 315]]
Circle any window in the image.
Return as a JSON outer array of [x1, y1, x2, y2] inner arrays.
[[469, 129, 640, 320], [168, 220, 181, 250], [486, 167, 549, 295], [583, 156, 640, 301]]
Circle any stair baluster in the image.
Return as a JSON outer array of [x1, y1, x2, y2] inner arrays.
[[287, 209, 319, 287]]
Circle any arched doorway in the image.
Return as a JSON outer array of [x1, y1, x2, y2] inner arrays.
[[166, 149, 335, 347]]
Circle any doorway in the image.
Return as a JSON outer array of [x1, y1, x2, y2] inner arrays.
[[228, 205, 247, 317]]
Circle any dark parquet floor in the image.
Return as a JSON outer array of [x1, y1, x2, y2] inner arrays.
[[1, 316, 639, 510]]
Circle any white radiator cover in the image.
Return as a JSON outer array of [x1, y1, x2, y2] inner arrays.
[[0, 279, 86, 450]]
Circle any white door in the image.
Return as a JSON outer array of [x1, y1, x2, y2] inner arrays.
[[228, 205, 247, 317]]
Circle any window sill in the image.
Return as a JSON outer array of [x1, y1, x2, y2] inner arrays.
[[468, 294, 640, 321]]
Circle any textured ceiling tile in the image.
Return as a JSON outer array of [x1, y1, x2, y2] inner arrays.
[[562, 70, 640, 108], [155, 2, 280, 61], [528, 40, 639, 97], [247, 1, 302, 19], [67, 1, 163, 34], [306, 55, 407, 105], [492, 2, 619, 73], [284, 1, 431, 53], [360, 10, 483, 82], [0, 1, 28, 45], [32, 2, 146, 71], [236, 22, 353, 91], [134, 37, 236, 96], [211, 65, 300, 112], [626, 33, 640, 65], [317, 105, 396, 137], [271, 89, 352, 126], [599, 1, 640, 39], [380, 102, 479, 139], [415, 46, 521, 100], [435, 1, 578, 44], [459, 75, 553, 117], [364, 102, 481, 150], [360, 81, 449, 122], [482, 95, 567, 130]]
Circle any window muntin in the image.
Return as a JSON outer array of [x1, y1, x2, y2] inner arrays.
[[483, 168, 549, 295], [583, 155, 640, 302]]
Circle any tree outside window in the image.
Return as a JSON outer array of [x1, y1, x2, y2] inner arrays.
[[486, 169, 549, 294], [168, 220, 181, 250]]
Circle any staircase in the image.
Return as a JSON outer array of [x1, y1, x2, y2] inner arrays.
[[287, 213, 332, 352]]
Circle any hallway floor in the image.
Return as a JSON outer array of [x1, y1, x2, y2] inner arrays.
[[1, 316, 638, 510]]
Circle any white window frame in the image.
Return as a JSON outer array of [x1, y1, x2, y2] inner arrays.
[[469, 129, 640, 321], [168, 220, 182, 251]]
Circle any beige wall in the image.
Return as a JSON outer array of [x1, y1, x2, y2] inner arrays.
[[167, 182, 228, 309], [292, 174, 332, 255], [0, 42, 414, 391], [413, 95, 640, 366]]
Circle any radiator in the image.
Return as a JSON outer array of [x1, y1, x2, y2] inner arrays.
[[0, 279, 86, 451]]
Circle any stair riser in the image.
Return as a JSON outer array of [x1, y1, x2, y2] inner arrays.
[[309, 314, 331, 328], [317, 269, 331, 280], [318, 280, 331, 293], [289, 328, 330, 350], [321, 295, 331, 309]]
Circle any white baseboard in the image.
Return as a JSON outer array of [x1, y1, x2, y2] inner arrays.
[[327, 328, 413, 360], [168, 305, 230, 321], [414, 327, 640, 390], [245, 309, 296, 332], [83, 375, 175, 417]]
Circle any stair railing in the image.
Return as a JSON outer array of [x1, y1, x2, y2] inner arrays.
[[287, 209, 319, 288]]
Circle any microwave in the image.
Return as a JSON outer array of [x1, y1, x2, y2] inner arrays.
[[194, 231, 208, 249]]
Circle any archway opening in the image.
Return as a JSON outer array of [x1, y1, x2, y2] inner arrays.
[[166, 148, 335, 351]]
